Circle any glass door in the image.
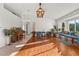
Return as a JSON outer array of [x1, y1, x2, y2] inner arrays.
[[68, 20, 75, 32]]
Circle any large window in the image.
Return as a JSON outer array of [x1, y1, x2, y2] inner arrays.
[[76, 19, 79, 31], [68, 18, 79, 32], [68, 20, 75, 32]]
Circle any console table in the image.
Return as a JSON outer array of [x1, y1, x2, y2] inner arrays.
[[59, 33, 79, 45]]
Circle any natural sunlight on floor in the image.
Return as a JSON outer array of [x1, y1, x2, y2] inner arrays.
[[16, 37, 62, 56]]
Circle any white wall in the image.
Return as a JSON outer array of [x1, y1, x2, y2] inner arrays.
[[57, 20, 68, 31], [0, 8, 22, 29], [23, 17, 55, 34], [0, 28, 6, 47], [35, 18, 55, 32], [0, 4, 23, 48], [57, 14, 79, 31], [22, 21, 33, 35]]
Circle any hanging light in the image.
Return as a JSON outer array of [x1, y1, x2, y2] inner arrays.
[[36, 3, 44, 18]]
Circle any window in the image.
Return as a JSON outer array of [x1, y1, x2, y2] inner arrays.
[[76, 19, 79, 31], [68, 20, 75, 32], [68, 18, 79, 32]]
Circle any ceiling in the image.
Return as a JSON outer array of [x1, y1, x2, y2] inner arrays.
[[3, 3, 79, 19]]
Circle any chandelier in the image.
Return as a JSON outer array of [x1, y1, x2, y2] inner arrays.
[[36, 3, 44, 18]]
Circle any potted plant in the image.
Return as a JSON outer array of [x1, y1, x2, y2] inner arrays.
[[10, 27, 25, 42], [4, 29, 11, 45], [50, 28, 54, 36], [50, 26, 57, 37]]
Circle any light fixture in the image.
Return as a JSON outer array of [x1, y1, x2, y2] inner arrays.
[[36, 3, 44, 18]]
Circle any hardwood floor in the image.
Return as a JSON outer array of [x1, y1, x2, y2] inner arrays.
[[16, 36, 79, 56]]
